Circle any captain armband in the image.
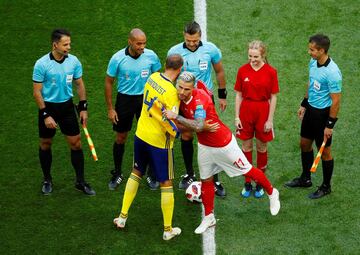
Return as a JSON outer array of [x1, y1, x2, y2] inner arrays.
[[326, 117, 338, 129], [78, 100, 88, 111], [218, 88, 227, 99]]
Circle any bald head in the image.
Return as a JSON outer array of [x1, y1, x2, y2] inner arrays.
[[128, 28, 146, 57], [165, 54, 184, 70], [129, 28, 146, 40]]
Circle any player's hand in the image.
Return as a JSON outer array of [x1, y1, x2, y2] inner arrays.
[[79, 110, 88, 126], [44, 116, 57, 129], [219, 98, 227, 112], [163, 110, 177, 120], [203, 119, 220, 132], [264, 120, 273, 133], [235, 117, 243, 130], [298, 106, 306, 120], [108, 109, 118, 124], [324, 127, 333, 140]]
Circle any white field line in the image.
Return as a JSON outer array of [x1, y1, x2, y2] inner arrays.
[[194, 0, 207, 41]]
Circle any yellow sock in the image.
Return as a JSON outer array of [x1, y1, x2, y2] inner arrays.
[[120, 172, 141, 217], [161, 186, 174, 232]]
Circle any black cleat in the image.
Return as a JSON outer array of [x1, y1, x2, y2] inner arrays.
[[75, 182, 96, 196], [284, 177, 312, 188], [42, 180, 53, 195], [179, 174, 196, 190], [146, 176, 159, 190], [215, 181, 226, 198], [308, 185, 331, 199], [108, 170, 124, 190]]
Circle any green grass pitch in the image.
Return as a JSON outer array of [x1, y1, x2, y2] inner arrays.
[[0, 0, 359, 254]]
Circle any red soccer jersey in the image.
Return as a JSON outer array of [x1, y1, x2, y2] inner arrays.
[[180, 88, 232, 147], [234, 63, 279, 101]]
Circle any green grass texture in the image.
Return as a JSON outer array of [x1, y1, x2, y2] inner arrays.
[[0, 0, 359, 254]]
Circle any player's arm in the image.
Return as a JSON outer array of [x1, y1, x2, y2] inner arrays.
[[213, 60, 227, 111], [74, 77, 88, 126], [264, 93, 277, 132], [105, 75, 118, 124], [33, 82, 57, 129], [324, 92, 341, 139], [234, 91, 243, 130]]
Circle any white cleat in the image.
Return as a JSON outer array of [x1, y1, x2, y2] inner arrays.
[[163, 227, 182, 241], [268, 188, 281, 216], [113, 216, 127, 229], [194, 213, 216, 234]]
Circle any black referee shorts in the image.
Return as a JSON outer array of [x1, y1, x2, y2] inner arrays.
[[38, 99, 80, 138], [301, 105, 332, 148], [113, 93, 143, 133]]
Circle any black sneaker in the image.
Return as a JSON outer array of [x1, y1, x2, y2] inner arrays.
[[42, 180, 53, 195], [75, 182, 96, 196], [108, 170, 124, 190], [284, 177, 312, 188], [308, 185, 331, 199], [215, 181, 226, 198], [146, 176, 159, 190], [179, 174, 196, 190]]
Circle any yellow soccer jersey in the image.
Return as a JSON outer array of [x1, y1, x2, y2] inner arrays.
[[136, 72, 180, 149]]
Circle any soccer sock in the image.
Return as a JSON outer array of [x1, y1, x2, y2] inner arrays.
[[71, 149, 85, 183], [301, 151, 314, 180], [120, 172, 141, 218], [242, 150, 252, 183], [39, 148, 52, 181], [244, 167, 273, 195], [201, 180, 215, 216], [113, 142, 125, 175], [213, 174, 219, 183], [147, 165, 156, 179], [161, 186, 174, 232], [257, 150, 268, 172], [181, 138, 194, 176], [322, 159, 334, 188]]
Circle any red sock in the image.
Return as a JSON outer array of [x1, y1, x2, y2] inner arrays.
[[242, 150, 252, 183], [257, 150, 268, 172], [244, 167, 273, 194], [201, 180, 215, 216]]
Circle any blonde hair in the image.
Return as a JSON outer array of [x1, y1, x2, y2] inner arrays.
[[248, 40, 268, 63]]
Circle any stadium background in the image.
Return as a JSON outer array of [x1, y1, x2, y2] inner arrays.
[[0, 0, 359, 254]]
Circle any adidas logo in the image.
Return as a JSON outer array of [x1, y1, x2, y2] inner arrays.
[[244, 77, 249, 82]]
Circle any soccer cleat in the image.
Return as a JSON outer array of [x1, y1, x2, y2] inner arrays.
[[241, 182, 252, 198], [75, 182, 96, 196], [42, 180, 53, 195], [254, 184, 265, 198], [284, 177, 312, 188], [146, 176, 160, 190], [108, 170, 124, 190], [113, 216, 127, 229], [195, 213, 216, 234], [308, 185, 331, 199], [268, 188, 280, 216], [179, 174, 196, 190], [215, 182, 226, 198], [163, 227, 181, 241]]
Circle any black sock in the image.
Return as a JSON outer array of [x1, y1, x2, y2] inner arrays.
[[301, 151, 313, 180], [322, 159, 334, 188], [39, 148, 52, 181], [71, 149, 85, 183], [213, 174, 219, 183], [181, 138, 194, 176], [147, 165, 156, 179], [113, 142, 125, 175]]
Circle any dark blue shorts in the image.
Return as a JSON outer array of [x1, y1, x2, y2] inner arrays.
[[301, 105, 332, 148], [133, 135, 174, 182], [113, 93, 143, 133], [38, 99, 80, 138]]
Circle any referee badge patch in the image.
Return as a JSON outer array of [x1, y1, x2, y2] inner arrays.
[[141, 69, 149, 78], [314, 80, 321, 90], [199, 61, 208, 71], [66, 74, 73, 84]]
